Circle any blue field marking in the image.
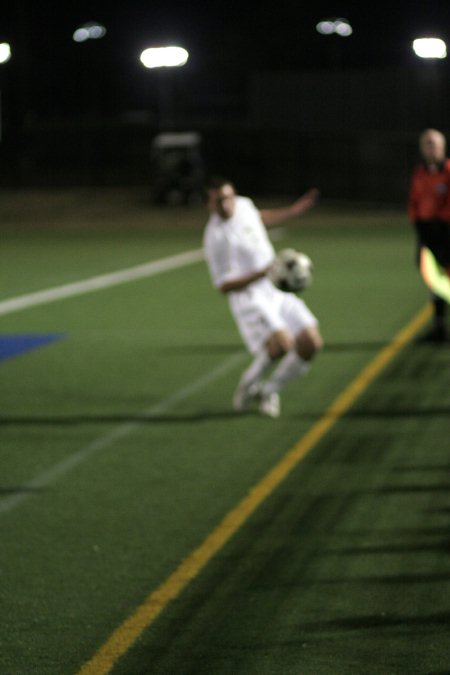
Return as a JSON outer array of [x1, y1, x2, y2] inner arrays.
[[0, 334, 66, 363]]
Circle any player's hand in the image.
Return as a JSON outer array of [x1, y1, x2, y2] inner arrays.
[[291, 188, 320, 216]]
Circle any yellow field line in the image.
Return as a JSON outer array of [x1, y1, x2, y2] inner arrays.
[[77, 303, 432, 675]]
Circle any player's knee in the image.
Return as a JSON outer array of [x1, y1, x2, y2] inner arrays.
[[266, 329, 295, 359], [296, 326, 323, 360]]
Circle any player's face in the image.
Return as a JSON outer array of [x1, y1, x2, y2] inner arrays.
[[420, 131, 446, 165], [209, 184, 236, 220]]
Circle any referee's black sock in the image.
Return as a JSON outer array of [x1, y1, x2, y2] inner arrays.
[[417, 295, 449, 342], [433, 295, 447, 329]]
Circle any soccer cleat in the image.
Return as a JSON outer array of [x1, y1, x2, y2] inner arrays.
[[259, 392, 281, 418], [232, 380, 261, 412]]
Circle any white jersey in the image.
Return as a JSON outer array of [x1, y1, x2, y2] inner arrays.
[[203, 196, 275, 289], [203, 195, 317, 354]]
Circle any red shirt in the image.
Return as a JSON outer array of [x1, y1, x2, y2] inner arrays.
[[408, 159, 450, 222]]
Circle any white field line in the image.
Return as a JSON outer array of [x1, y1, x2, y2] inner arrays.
[[0, 227, 286, 318], [0, 351, 246, 516], [0, 249, 204, 317], [0, 228, 285, 514]]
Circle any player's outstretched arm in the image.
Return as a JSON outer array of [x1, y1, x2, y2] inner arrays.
[[260, 188, 319, 227], [218, 266, 270, 294]]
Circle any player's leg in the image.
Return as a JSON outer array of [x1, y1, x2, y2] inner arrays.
[[426, 236, 449, 340], [231, 295, 281, 412], [415, 226, 450, 342], [296, 323, 323, 359], [258, 296, 322, 417], [259, 326, 322, 415], [232, 349, 272, 411], [234, 327, 303, 412], [420, 295, 448, 342]]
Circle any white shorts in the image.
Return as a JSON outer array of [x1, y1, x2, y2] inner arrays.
[[228, 278, 318, 354]]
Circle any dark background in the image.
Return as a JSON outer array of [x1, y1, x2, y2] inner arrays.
[[1, 1, 450, 202]]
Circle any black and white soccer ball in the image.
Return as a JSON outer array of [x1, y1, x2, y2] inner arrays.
[[268, 248, 313, 293]]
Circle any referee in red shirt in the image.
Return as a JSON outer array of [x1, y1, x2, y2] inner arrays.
[[408, 128, 450, 342]]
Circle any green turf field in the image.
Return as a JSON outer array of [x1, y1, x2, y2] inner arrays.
[[1, 191, 449, 675]]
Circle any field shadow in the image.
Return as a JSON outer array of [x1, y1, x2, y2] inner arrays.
[[286, 404, 450, 421], [1, 399, 449, 427], [151, 338, 450, 355], [317, 571, 450, 585], [0, 485, 47, 496], [296, 610, 450, 633], [346, 405, 450, 418], [329, 539, 450, 556], [0, 410, 244, 426], [323, 340, 390, 352], [160, 344, 243, 354]]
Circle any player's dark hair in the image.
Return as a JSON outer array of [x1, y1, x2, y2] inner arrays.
[[206, 175, 235, 192]]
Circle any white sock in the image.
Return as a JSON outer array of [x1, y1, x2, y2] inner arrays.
[[237, 350, 272, 390], [262, 351, 310, 396]]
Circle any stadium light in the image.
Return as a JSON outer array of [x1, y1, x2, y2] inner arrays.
[[73, 21, 107, 43], [140, 46, 189, 69], [316, 17, 353, 37], [0, 42, 11, 64], [413, 37, 447, 59]]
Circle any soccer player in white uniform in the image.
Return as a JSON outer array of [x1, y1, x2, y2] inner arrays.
[[203, 177, 323, 417]]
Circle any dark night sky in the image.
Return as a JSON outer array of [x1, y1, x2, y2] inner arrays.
[[15, 1, 450, 66], [2, 1, 450, 118]]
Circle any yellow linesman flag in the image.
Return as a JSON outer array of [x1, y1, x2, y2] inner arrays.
[[420, 246, 450, 303]]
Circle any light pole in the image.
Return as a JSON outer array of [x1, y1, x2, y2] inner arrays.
[[139, 46, 189, 130], [139, 46, 202, 205], [72, 22, 107, 183], [72, 20, 107, 114], [0, 42, 12, 142], [412, 37, 447, 126], [316, 17, 352, 69]]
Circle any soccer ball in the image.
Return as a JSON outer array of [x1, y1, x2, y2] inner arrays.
[[268, 248, 313, 293]]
